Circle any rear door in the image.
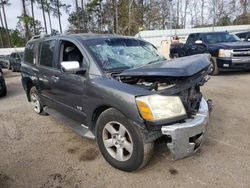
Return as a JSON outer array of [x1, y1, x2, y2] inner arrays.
[[37, 39, 59, 108]]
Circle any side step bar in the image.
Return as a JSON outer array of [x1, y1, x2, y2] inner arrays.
[[44, 107, 95, 139]]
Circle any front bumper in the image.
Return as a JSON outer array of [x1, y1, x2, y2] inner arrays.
[[161, 97, 211, 160], [217, 57, 250, 70]]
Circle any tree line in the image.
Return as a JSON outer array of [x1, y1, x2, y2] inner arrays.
[[0, 0, 249, 48]]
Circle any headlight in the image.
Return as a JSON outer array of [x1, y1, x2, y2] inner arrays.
[[136, 94, 186, 121], [218, 49, 232, 57]]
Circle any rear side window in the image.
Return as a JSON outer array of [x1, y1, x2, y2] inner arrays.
[[40, 40, 56, 67], [24, 43, 35, 64], [10, 53, 15, 58]]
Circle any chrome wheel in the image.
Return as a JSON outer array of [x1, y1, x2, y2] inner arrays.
[[31, 92, 41, 113], [102, 121, 133, 162]]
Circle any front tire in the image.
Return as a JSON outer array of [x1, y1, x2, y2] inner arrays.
[[96, 108, 154, 172], [209, 57, 219, 75], [30, 86, 44, 114]]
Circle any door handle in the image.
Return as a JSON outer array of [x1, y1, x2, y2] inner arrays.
[[52, 75, 59, 81]]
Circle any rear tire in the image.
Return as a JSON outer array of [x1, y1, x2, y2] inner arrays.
[[11, 65, 15, 72], [30, 86, 44, 114], [96, 108, 154, 172], [7, 63, 11, 70], [0, 85, 7, 97], [209, 57, 219, 75]]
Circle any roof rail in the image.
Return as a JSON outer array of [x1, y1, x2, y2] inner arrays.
[[30, 33, 50, 40]]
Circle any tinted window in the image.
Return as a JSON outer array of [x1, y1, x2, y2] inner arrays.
[[186, 34, 197, 44], [25, 43, 35, 64], [10, 53, 15, 58], [237, 33, 246, 39], [58, 41, 85, 69], [40, 40, 56, 67], [204, 33, 240, 44]]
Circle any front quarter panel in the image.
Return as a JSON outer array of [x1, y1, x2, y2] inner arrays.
[[85, 76, 151, 131]]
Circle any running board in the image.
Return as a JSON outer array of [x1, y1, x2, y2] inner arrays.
[[44, 107, 95, 139]]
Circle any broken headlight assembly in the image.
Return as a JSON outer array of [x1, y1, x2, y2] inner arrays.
[[135, 94, 186, 121]]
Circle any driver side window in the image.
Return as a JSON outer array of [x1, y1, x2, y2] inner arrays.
[[58, 40, 86, 70]]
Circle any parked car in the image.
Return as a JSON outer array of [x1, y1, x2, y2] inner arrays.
[[235, 31, 250, 41], [170, 31, 250, 75], [21, 34, 212, 171], [1, 55, 10, 69], [0, 55, 4, 68], [0, 67, 7, 97], [9, 51, 24, 71]]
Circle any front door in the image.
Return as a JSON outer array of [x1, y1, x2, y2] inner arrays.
[[51, 39, 88, 125]]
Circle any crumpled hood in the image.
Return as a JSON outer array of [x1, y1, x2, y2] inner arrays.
[[209, 41, 250, 49], [119, 54, 210, 77]]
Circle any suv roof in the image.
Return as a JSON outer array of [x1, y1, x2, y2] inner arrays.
[[190, 31, 229, 35], [27, 33, 128, 44]]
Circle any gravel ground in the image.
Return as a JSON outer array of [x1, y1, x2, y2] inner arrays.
[[0, 69, 250, 188]]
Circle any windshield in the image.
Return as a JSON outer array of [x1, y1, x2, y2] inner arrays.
[[204, 33, 240, 44], [84, 38, 165, 71]]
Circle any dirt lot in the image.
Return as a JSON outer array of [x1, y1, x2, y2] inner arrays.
[[0, 69, 250, 188]]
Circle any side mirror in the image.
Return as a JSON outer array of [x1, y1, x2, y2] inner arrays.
[[195, 40, 203, 44], [61, 61, 86, 74]]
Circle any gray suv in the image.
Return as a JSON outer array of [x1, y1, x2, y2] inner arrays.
[[21, 34, 212, 171]]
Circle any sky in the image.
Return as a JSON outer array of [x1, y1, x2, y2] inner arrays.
[[4, 0, 74, 33]]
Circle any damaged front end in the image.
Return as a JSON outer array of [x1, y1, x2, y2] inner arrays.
[[112, 54, 213, 160]]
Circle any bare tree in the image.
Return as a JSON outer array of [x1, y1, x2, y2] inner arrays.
[[40, 0, 48, 34], [21, 0, 30, 41], [51, 0, 70, 33], [0, 10, 4, 47], [0, 0, 10, 47], [30, 0, 36, 35], [45, 0, 53, 34]]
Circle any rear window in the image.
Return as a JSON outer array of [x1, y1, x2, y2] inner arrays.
[[25, 43, 36, 64], [40, 40, 56, 67]]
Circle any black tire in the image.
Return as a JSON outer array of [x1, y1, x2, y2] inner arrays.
[[172, 53, 179, 59], [7, 63, 11, 70], [0, 85, 7, 97], [11, 65, 15, 72], [96, 108, 154, 172], [30, 86, 44, 114], [209, 57, 219, 75]]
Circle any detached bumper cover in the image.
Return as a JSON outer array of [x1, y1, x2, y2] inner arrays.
[[161, 97, 210, 160]]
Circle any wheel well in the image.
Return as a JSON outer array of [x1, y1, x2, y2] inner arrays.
[[91, 105, 111, 133], [26, 80, 34, 101]]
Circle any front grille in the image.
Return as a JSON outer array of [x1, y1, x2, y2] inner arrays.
[[232, 48, 250, 57]]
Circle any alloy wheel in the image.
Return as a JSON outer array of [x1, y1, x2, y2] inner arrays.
[[102, 121, 133, 161]]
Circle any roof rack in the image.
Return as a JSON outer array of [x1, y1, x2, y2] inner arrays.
[[30, 32, 51, 40]]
